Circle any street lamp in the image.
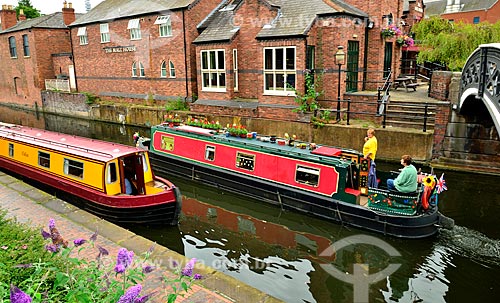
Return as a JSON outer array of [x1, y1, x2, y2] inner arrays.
[[335, 45, 346, 121]]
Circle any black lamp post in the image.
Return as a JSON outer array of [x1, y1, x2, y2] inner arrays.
[[335, 45, 346, 121]]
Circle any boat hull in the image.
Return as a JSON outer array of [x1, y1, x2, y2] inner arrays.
[[149, 154, 440, 238], [0, 157, 181, 225]]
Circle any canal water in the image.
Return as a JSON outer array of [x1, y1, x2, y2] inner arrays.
[[1, 107, 499, 303]]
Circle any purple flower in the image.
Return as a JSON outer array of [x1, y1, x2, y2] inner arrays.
[[73, 238, 87, 247], [48, 219, 56, 230], [117, 284, 142, 303], [45, 244, 59, 253], [114, 248, 134, 273], [96, 245, 109, 260], [181, 258, 197, 277], [40, 228, 51, 240], [135, 292, 156, 303], [10, 284, 32, 303], [90, 229, 98, 242], [13, 264, 33, 269], [142, 264, 155, 274], [194, 273, 202, 280]]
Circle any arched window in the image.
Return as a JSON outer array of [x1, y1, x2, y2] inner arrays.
[[139, 62, 145, 77], [160, 61, 167, 77], [132, 62, 138, 77], [169, 61, 176, 78]]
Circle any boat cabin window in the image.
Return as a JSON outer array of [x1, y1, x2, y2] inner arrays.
[[295, 165, 320, 187], [205, 145, 216, 161], [236, 152, 255, 171], [38, 151, 50, 168], [106, 162, 118, 183], [8, 143, 14, 157], [64, 158, 84, 178]]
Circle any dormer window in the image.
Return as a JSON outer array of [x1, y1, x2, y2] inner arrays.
[[155, 15, 172, 37], [128, 19, 141, 40]]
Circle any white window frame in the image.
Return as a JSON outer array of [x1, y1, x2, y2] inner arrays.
[[263, 46, 296, 96], [160, 61, 167, 78], [100, 23, 110, 43], [201, 49, 226, 92], [169, 61, 176, 78], [156, 15, 172, 37], [233, 49, 238, 91], [132, 62, 138, 77], [139, 62, 145, 77], [128, 19, 141, 40], [77, 27, 88, 45]]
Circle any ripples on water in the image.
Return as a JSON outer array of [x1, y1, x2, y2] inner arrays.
[[2, 106, 500, 302]]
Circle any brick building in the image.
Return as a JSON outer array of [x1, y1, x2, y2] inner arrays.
[[0, 0, 424, 121], [68, 0, 221, 103], [0, 2, 77, 107], [425, 0, 500, 24]]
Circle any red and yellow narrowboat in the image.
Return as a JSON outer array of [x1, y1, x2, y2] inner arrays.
[[138, 124, 452, 238], [0, 122, 181, 225]]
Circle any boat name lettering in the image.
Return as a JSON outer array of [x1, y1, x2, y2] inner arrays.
[[104, 46, 137, 53], [22, 151, 29, 157]]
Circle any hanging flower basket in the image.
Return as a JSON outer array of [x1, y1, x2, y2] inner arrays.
[[380, 24, 402, 39], [396, 35, 415, 48]]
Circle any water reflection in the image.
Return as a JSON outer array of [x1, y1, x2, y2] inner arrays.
[[1, 105, 500, 302]]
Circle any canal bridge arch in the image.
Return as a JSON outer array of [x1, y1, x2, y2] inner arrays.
[[459, 43, 500, 135]]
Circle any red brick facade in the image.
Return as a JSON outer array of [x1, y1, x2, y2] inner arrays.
[[441, 1, 500, 24], [71, 0, 221, 104]]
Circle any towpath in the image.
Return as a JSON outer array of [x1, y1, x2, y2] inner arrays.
[[0, 171, 282, 303]]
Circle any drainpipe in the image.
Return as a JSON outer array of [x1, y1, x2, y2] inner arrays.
[[182, 10, 189, 102], [68, 28, 78, 91], [362, 19, 370, 91]]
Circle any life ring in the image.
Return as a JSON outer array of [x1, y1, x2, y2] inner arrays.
[[421, 185, 432, 210]]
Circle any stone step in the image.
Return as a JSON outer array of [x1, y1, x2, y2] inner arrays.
[[385, 119, 435, 130]]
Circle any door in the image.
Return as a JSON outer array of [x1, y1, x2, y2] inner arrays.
[[346, 41, 359, 92], [383, 42, 393, 79]]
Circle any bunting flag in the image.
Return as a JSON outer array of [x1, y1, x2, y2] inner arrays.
[[435, 173, 448, 194]]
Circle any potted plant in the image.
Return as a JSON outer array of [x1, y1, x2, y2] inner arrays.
[[227, 124, 248, 137], [164, 114, 182, 126]]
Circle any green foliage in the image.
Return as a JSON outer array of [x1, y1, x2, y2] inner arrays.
[[290, 71, 322, 113], [0, 211, 68, 300], [413, 17, 500, 70], [165, 98, 190, 111], [0, 214, 201, 302], [16, 0, 41, 19], [82, 92, 99, 105]]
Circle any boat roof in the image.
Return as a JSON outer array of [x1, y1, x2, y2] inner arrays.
[[153, 124, 360, 167], [0, 123, 141, 162]]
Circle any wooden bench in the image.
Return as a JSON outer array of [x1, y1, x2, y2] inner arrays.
[[405, 82, 419, 91]]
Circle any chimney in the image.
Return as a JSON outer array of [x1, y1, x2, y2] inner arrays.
[[0, 4, 18, 30], [18, 8, 26, 21], [62, 1, 75, 25]]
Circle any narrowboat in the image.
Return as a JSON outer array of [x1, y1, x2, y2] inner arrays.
[[138, 124, 452, 238], [0, 122, 181, 225]]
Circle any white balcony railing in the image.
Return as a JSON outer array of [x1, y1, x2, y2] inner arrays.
[[45, 79, 70, 92]]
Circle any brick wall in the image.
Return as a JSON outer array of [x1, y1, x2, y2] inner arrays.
[[41, 91, 89, 116], [72, 0, 220, 102], [0, 28, 71, 107], [429, 71, 452, 101]]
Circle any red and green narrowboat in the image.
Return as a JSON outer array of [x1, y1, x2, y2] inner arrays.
[[140, 124, 452, 238], [0, 122, 181, 225]]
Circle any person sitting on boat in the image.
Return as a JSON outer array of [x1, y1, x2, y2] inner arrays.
[[386, 155, 418, 193]]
